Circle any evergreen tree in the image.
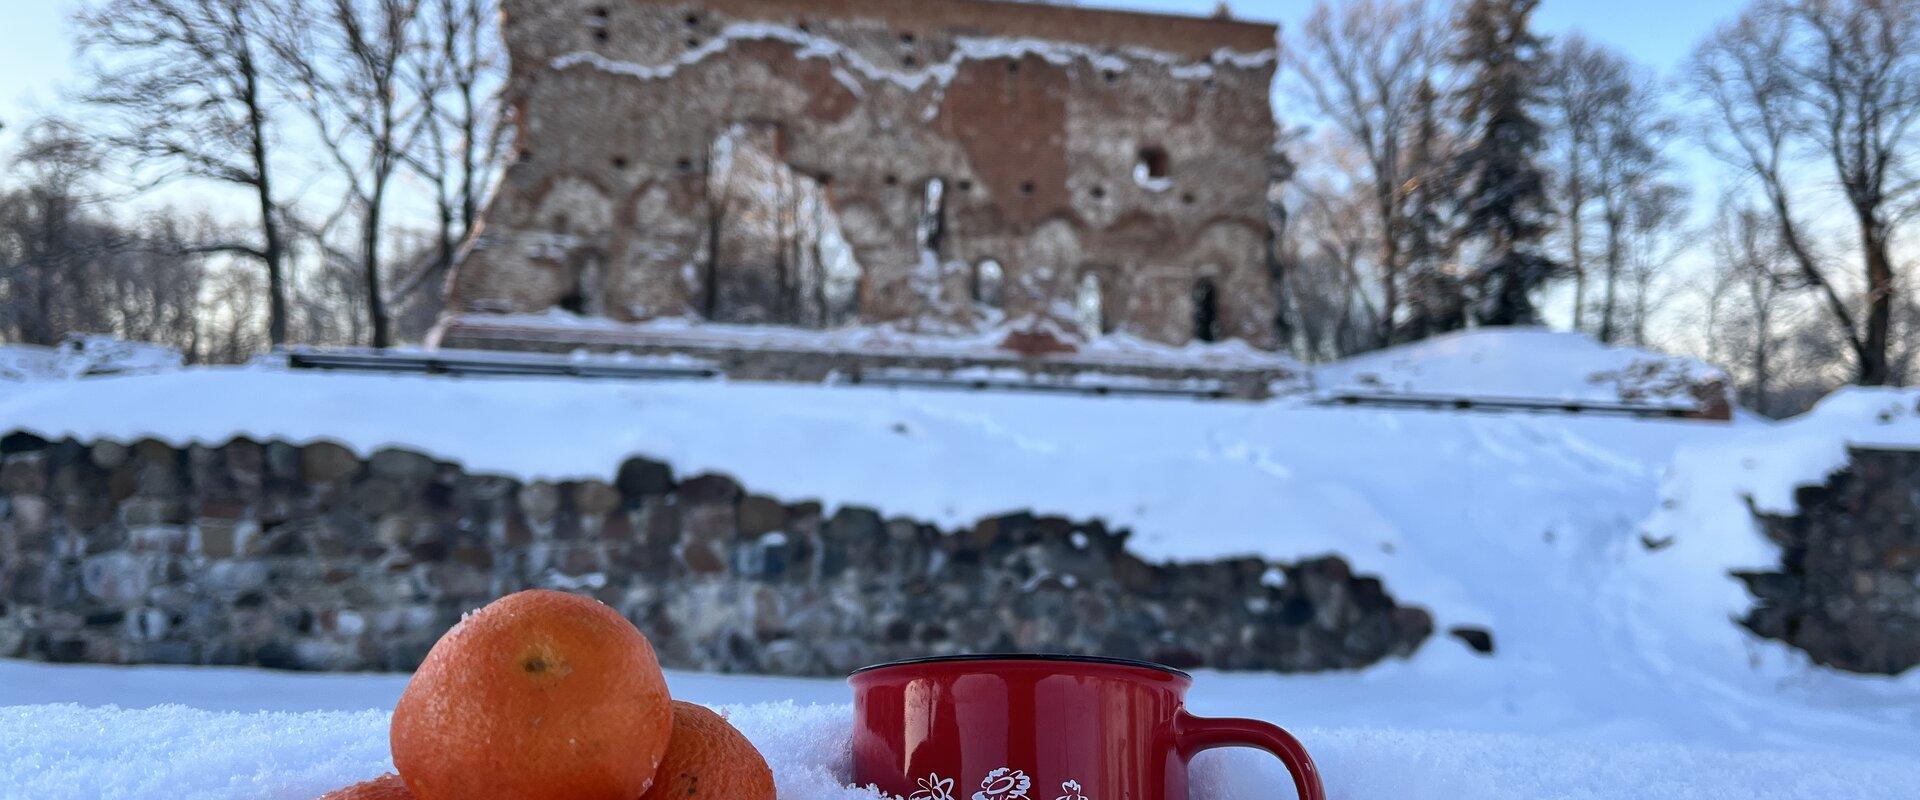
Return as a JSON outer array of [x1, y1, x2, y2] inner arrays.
[[1398, 78, 1468, 339], [1448, 0, 1558, 326]]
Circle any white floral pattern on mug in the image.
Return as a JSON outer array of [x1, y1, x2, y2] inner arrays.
[[972, 768, 1032, 800], [911, 775, 956, 800], [1055, 779, 1088, 800]]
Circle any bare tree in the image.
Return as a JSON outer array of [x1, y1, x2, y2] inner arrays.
[[1588, 56, 1678, 343], [269, 0, 427, 348], [0, 120, 213, 356], [1542, 34, 1626, 334], [1618, 182, 1688, 346], [74, 0, 292, 345], [1689, 0, 1920, 385], [1789, 0, 1920, 386], [0, 122, 116, 345], [1704, 196, 1796, 412], [1284, 0, 1448, 345], [1281, 133, 1386, 359], [393, 0, 505, 336]]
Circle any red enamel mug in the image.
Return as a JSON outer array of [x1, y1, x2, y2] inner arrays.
[[850, 655, 1325, 800]]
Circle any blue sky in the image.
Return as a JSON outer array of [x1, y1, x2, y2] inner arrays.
[[0, 0, 1735, 134]]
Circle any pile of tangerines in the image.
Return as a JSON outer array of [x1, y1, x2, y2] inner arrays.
[[319, 590, 776, 800]]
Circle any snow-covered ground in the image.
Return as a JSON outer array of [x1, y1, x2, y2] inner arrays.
[[1315, 328, 1725, 410], [3, 331, 1919, 798], [5, 655, 1918, 800]]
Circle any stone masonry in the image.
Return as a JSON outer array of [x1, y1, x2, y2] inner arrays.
[[0, 432, 1431, 675], [448, 0, 1287, 348], [1736, 447, 1920, 675]]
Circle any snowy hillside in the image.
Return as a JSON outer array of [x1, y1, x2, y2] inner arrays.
[[3, 333, 1919, 798], [0, 357, 1725, 624], [1314, 328, 1727, 410]]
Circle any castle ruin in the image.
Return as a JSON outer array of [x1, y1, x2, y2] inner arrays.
[[440, 0, 1291, 380]]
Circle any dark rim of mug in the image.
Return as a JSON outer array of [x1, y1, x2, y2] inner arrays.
[[848, 653, 1192, 679]]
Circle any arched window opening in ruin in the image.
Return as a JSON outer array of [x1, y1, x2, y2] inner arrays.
[[560, 254, 603, 316], [973, 260, 1004, 308], [817, 226, 862, 327], [1193, 278, 1219, 343], [1135, 146, 1171, 187], [1075, 272, 1109, 339], [916, 178, 946, 257]]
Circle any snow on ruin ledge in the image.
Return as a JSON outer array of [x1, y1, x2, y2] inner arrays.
[[550, 20, 1277, 95]]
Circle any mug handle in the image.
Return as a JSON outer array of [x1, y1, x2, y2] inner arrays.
[[1174, 710, 1326, 800]]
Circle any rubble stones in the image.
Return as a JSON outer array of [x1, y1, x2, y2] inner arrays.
[[1738, 447, 1920, 675]]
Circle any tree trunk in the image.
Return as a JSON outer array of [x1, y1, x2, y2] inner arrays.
[[365, 169, 392, 349], [1859, 221, 1896, 386], [1753, 296, 1771, 413], [1599, 197, 1622, 344], [1763, 183, 1869, 376], [1373, 175, 1400, 345], [1567, 174, 1585, 332], [242, 59, 288, 346]]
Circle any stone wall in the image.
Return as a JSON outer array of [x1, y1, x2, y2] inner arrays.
[[0, 432, 1432, 675], [1737, 448, 1920, 675], [449, 0, 1286, 347]]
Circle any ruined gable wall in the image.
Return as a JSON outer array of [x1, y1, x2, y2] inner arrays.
[[449, 0, 1284, 347]]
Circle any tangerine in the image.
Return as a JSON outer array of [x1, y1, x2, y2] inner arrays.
[[639, 700, 776, 800], [318, 773, 411, 799], [391, 590, 674, 800]]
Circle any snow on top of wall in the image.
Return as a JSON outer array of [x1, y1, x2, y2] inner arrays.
[[550, 20, 1275, 94], [1312, 328, 1726, 409]]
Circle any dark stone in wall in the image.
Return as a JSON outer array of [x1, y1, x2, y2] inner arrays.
[[1738, 447, 1920, 675], [0, 433, 1433, 675]]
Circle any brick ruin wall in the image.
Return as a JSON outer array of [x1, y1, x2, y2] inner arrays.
[[1736, 447, 1920, 675], [448, 0, 1287, 348], [0, 433, 1431, 675]]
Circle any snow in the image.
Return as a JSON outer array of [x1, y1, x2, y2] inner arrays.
[[550, 21, 1275, 95], [1314, 328, 1725, 410], [0, 361, 1696, 624], [1630, 387, 1920, 682], [0, 335, 183, 382], [437, 311, 1305, 372], [5, 334, 1920, 797], [4, 659, 1919, 800]]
